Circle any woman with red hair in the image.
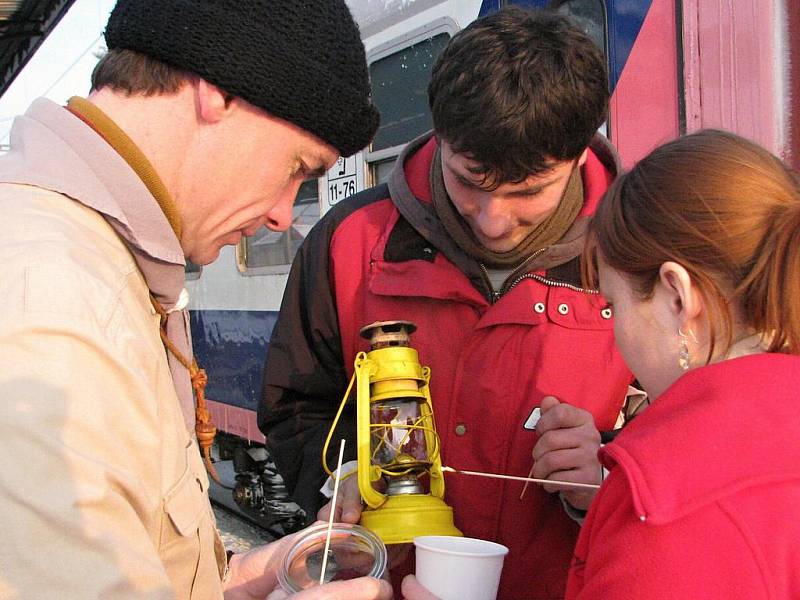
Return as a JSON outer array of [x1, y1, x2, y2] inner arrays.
[[567, 129, 800, 599]]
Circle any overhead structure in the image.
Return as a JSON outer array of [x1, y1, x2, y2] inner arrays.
[[0, 0, 76, 98]]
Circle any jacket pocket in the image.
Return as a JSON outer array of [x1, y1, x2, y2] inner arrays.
[[159, 441, 208, 598], [164, 461, 205, 537]]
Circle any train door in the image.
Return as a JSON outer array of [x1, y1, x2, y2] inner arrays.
[[789, 0, 800, 168], [680, 0, 798, 165]]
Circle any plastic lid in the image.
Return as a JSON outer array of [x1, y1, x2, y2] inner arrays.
[[278, 523, 387, 592]]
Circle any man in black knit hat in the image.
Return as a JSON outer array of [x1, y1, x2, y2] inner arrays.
[[0, 1, 387, 598]]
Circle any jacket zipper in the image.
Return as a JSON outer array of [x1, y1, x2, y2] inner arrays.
[[480, 247, 598, 302], [479, 263, 502, 303], [480, 246, 551, 304], [505, 272, 599, 296]]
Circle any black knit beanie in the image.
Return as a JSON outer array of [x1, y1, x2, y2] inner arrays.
[[104, 0, 379, 157]]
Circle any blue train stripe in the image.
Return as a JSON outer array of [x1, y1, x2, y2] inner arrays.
[[606, 0, 653, 91], [190, 309, 279, 411]]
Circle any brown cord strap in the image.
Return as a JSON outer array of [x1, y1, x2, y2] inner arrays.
[[151, 295, 220, 483]]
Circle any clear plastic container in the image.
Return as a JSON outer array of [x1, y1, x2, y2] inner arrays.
[[278, 523, 387, 592]]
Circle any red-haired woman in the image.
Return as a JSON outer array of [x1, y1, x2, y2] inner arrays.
[[567, 129, 800, 598]]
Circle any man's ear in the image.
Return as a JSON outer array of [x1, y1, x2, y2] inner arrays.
[[658, 261, 702, 325], [196, 79, 235, 124]]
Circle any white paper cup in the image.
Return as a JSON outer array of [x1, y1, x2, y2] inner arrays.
[[414, 535, 509, 600]]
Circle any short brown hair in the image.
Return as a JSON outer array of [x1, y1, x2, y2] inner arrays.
[[428, 7, 608, 186], [584, 129, 800, 357], [91, 48, 195, 95]]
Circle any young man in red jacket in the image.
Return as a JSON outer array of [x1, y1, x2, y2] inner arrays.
[[260, 8, 633, 599]]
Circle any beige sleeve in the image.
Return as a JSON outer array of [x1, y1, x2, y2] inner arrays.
[[0, 295, 175, 598]]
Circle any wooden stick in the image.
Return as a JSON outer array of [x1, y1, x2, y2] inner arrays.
[[441, 465, 600, 491], [519, 463, 537, 500], [320, 439, 346, 585]]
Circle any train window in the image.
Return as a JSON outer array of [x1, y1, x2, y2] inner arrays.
[[184, 260, 202, 280], [236, 179, 319, 273], [551, 0, 607, 56], [369, 32, 451, 154]]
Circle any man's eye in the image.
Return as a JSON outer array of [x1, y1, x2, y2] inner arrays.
[[457, 177, 478, 189], [294, 160, 310, 179], [512, 189, 542, 199]]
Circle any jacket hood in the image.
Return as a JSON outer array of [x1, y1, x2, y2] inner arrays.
[[387, 130, 620, 278], [601, 353, 800, 525]]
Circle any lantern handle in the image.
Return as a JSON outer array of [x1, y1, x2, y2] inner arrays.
[[321, 367, 358, 477]]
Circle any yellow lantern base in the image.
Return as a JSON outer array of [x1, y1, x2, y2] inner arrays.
[[360, 494, 463, 545]]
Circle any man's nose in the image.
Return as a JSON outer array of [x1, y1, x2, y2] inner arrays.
[[474, 196, 511, 238], [265, 187, 297, 232]]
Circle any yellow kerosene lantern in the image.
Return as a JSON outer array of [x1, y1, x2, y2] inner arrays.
[[323, 320, 462, 544]]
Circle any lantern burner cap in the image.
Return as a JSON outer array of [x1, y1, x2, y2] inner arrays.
[[360, 320, 417, 349], [386, 474, 424, 496]]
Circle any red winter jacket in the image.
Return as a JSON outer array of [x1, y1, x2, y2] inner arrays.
[[567, 353, 800, 599], [261, 133, 632, 599]]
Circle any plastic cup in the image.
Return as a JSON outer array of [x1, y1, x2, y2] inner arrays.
[[414, 535, 509, 600]]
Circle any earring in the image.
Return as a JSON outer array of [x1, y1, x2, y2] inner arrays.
[[678, 327, 694, 370]]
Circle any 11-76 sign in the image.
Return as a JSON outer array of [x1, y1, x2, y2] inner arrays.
[[323, 152, 365, 214]]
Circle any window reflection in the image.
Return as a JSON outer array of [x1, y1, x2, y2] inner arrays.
[[185, 260, 202, 280], [372, 158, 396, 185], [240, 179, 319, 270], [369, 33, 450, 152], [552, 0, 607, 55]]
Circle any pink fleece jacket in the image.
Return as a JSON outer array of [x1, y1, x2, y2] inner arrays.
[[567, 353, 800, 599]]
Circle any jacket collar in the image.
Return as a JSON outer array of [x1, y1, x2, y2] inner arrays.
[[386, 132, 487, 295], [0, 98, 185, 308], [601, 353, 800, 525], [66, 96, 183, 240]]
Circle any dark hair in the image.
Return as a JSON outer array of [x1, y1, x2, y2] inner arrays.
[[584, 129, 800, 357], [91, 49, 196, 96], [428, 7, 608, 186]]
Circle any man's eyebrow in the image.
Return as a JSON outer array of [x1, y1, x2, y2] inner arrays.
[[456, 161, 571, 195]]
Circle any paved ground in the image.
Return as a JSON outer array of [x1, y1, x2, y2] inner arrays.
[[213, 504, 276, 554]]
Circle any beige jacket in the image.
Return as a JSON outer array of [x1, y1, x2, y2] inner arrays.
[[0, 99, 225, 598]]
